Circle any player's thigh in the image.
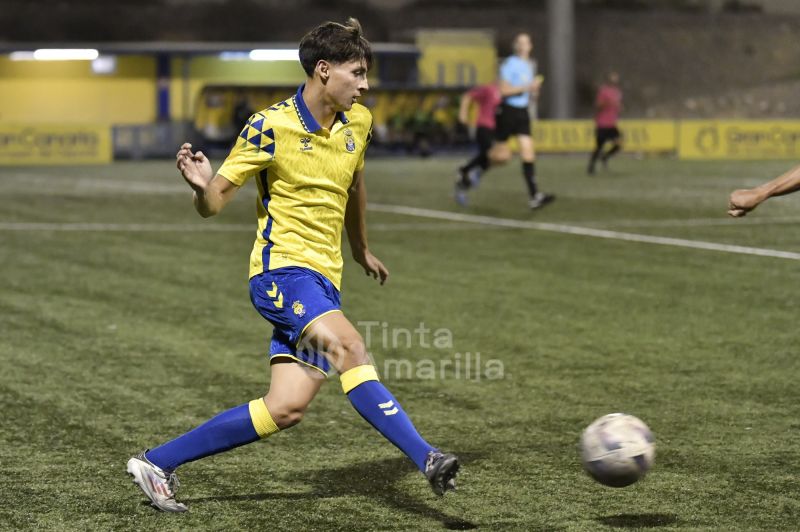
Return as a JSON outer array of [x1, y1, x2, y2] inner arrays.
[[612, 128, 623, 147], [301, 311, 369, 373], [594, 129, 607, 149], [476, 127, 494, 153], [489, 141, 512, 164], [517, 134, 535, 161]]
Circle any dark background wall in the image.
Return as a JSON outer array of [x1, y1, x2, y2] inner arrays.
[[3, 0, 799, 118]]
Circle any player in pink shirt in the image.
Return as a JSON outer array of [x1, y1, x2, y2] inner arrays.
[[588, 71, 623, 175], [454, 82, 502, 205]]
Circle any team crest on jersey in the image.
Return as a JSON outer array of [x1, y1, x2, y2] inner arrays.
[[292, 300, 306, 317], [343, 129, 356, 152], [300, 137, 312, 151]]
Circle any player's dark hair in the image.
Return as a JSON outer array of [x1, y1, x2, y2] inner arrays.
[[299, 17, 373, 77]]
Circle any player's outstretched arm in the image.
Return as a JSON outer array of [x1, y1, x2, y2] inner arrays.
[[728, 162, 800, 217], [345, 170, 389, 285], [176, 143, 239, 217]]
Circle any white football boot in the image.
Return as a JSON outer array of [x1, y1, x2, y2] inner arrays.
[[126, 452, 188, 512]]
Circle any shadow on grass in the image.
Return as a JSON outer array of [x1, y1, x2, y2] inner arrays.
[[597, 513, 678, 528], [184, 452, 484, 530]]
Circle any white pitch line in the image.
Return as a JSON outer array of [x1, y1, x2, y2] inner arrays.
[[0, 221, 486, 233], [4, 210, 797, 260], [368, 203, 800, 261], [582, 215, 800, 229], [371, 222, 500, 232], [0, 222, 254, 232]]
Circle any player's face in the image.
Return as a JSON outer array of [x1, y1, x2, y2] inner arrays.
[[325, 59, 369, 112]]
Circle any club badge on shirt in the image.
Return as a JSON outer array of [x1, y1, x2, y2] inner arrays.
[[344, 129, 356, 152]]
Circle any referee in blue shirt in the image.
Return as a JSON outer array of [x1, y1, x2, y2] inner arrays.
[[490, 33, 554, 210]]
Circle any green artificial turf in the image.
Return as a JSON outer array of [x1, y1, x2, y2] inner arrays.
[[1, 155, 798, 530]]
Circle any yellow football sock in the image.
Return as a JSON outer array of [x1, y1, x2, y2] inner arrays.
[[248, 398, 279, 438]]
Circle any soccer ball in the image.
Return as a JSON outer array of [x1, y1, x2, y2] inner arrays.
[[580, 413, 655, 487]]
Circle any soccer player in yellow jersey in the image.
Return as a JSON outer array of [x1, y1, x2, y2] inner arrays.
[[126, 18, 459, 512]]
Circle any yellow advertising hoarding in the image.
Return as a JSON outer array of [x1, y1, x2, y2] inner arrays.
[[678, 121, 800, 159], [0, 125, 111, 165], [416, 30, 497, 87], [533, 120, 677, 153]]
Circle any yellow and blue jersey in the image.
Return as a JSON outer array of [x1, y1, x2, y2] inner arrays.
[[218, 85, 372, 289]]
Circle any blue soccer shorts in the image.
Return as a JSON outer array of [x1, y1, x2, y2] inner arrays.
[[249, 266, 341, 375]]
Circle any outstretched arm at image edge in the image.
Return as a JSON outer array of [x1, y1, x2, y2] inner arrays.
[[728, 163, 800, 217]]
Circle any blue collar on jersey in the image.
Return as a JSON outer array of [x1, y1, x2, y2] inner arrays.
[[293, 84, 349, 133]]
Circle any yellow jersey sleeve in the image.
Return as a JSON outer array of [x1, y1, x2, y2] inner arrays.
[[217, 112, 276, 186], [355, 118, 373, 172]]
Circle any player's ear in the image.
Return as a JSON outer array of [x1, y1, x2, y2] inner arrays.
[[316, 60, 330, 84]]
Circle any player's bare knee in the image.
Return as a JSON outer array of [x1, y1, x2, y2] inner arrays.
[[279, 407, 305, 428], [347, 338, 370, 365], [269, 403, 307, 429], [333, 337, 370, 371], [491, 150, 511, 165]]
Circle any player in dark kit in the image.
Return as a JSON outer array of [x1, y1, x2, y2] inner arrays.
[[454, 81, 502, 205], [588, 71, 623, 175]]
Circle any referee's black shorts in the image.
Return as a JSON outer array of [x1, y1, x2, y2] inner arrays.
[[494, 103, 531, 141]]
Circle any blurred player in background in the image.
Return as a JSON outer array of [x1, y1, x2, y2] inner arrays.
[[588, 71, 623, 175], [728, 162, 800, 216], [489, 32, 554, 210], [126, 17, 459, 513], [230, 90, 254, 146], [453, 81, 501, 206]]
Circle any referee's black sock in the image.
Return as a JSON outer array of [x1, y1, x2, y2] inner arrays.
[[522, 161, 537, 197]]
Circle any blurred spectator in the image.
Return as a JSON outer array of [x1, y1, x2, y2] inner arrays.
[[231, 92, 254, 144]]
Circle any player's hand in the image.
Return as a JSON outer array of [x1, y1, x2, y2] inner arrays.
[[176, 143, 213, 192], [354, 249, 389, 285], [458, 112, 469, 126], [728, 188, 766, 217], [530, 75, 544, 95]]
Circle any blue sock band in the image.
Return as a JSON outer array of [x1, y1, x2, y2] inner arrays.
[[145, 403, 259, 471], [345, 380, 435, 471]]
